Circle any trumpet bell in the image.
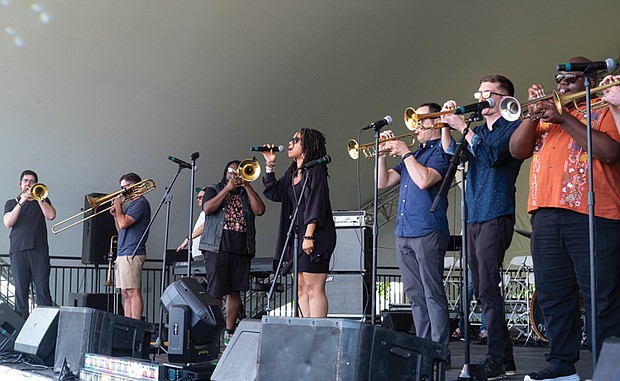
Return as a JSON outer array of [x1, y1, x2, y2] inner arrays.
[[404, 107, 419, 131], [347, 139, 360, 160], [236, 158, 261, 182], [499, 97, 523, 122], [30, 183, 48, 201]]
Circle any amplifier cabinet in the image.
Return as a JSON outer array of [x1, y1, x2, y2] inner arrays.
[[329, 227, 371, 272]]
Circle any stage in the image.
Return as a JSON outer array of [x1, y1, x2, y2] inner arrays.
[[0, 331, 598, 381]]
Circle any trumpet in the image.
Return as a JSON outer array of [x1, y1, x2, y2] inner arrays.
[[348, 132, 417, 160], [230, 157, 261, 182], [499, 78, 620, 122], [403, 108, 455, 131], [51, 178, 156, 234], [105, 235, 118, 287], [18, 183, 48, 201]]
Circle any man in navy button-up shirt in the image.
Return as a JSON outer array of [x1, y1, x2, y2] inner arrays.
[[377, 102, 451, 362], [442, 75, 522, 379]]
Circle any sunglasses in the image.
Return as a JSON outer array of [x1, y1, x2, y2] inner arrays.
[[473, 91, 507, 100], [290, 137, 301, 144], [555, 73, 583, 84]]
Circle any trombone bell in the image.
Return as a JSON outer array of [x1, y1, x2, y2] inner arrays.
[[30, 183, 48, 201]]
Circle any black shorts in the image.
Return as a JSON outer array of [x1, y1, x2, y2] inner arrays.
[[203, 250, 251, 298]]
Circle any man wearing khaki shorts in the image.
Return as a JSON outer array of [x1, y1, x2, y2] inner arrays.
[[112, 173, 151, 320]]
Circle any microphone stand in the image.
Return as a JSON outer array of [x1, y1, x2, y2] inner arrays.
[[129, 163, 188, 354], [267, 170, 311, 318], [431, 114, 479, 380], [186, 152, 200, 277], [370, 125, 384, 325], [582, 73, 598, 363]]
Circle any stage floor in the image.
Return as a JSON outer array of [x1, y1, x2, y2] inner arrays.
[[446, 337, 594, 380], [0, 336, 596, 380]]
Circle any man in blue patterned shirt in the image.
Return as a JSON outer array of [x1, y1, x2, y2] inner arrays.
[[441, 75, 523, 379]]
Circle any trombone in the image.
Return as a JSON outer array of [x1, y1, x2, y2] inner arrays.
[[18, 183, 48, 201], [51, 178, 156, 234], [105, 235, 118, 287], [499, 78, 620, 121]]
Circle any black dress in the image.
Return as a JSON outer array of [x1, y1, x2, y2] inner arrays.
[[263, 164, 336, 274]]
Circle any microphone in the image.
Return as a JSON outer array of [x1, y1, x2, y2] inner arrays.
[[454, 99, 495, 115], [556, 58, 616, 73], [250, 145, 285, 152], [362, 116, 392, 131], [168, 156, 192, 169], [301, 155, 331, 169]]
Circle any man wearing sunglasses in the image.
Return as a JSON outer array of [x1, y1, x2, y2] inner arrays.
[[509, 57, 620, 381], [199, 160, 265, 345], [441, 75, 522, 380]]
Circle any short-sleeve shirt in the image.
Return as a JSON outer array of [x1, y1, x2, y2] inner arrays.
[[393, 138, 450, 241], [117, 196, 151, 256], [4, 198, 52, 253], [528, 103, 620, 220]]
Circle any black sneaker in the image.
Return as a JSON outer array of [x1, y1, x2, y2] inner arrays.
[[524, 361, 579, 381], [480, 358, 505, 380], [504, 357, 516, 376]]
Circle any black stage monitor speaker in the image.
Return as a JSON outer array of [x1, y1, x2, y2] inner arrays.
[[14, 307, 60, 366], [211, 319, 262, 381], [593, 336, 620, 381], [0, 303, 25, 353], [370, 326, 450, 380], [68, 292, 123, 315], [330, 227, 371, 272], [161, 277, 225, 363], [325, 273, 370, 318], [82, 192, 117, 264], [381, 310, 415, 334], [257, 317, 376, 380], [54, 306, 156, 374]]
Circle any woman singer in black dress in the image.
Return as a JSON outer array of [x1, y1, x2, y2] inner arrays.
[[261, 128, 336, 318]]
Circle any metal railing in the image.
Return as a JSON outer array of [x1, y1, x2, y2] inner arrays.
[[0, 254, 411, 324]]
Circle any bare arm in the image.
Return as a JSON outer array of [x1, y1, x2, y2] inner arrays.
[[39, 200, 56, 220], [376, 130, 402, 189], [110, 196, 137, 230], [382, 139, 442, 189], [203, 180, 237, 215], [243, 182, 266, 216]]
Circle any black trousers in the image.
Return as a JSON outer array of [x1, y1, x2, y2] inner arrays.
[[531, 208, 620, 363], [9, 249, 53, 319], [467, 215, 514, 364]]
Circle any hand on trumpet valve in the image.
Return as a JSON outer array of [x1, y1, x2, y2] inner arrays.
[[225, 176, 244, 191], [600, 75, 620, 107]]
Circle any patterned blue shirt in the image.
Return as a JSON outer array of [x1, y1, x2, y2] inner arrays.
[[445, 117, 523, 223], [393, 138, 450, 241]]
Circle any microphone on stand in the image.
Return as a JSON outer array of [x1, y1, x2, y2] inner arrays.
[[168, 156, 192, 169], [250, 145, 285, 152], [301, 155, 331, 170], [454, 99, 495, 115], [556, 58, 616, 73], [362, 116, 393, 131]]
